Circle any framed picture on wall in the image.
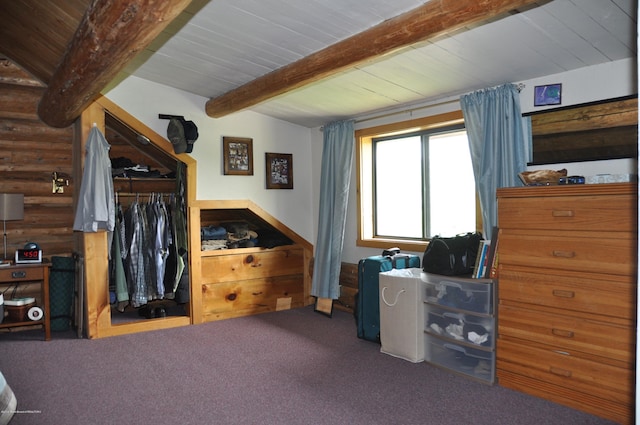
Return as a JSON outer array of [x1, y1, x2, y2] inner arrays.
[[223, 136, 253, 175], [534, 83, 562, 106], [265, 152, 293, 189]]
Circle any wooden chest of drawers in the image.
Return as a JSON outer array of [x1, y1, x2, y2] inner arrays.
[[199, 246, 306, 321], [496, 183, 637, 424], [188, 201, 314, 325]]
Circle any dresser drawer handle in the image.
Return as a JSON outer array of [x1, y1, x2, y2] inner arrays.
[[552, 210, 574, 217], [549, 367, 572, 378], [552, 250, 575, 258], [552, 289, 575, 298], [552, 328, 574, 338], [11, 271, 26, 279]]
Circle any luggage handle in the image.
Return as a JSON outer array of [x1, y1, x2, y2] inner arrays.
[[381, 286, 405, 307], [391, 254, 412, 268]]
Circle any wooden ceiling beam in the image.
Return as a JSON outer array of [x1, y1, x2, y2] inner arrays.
[[38, 0, 191, 128], [205, 0, 549, 119]]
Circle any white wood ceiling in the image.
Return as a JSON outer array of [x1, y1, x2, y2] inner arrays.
[[122, 0, 637, 128]]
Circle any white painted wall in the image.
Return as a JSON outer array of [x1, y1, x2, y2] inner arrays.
[[103, 76, 315, 243], [103, 58, 637, 263], [311, 58, 639, 263]]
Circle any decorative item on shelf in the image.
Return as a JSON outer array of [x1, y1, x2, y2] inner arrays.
[[223, 136, 253, 175], [534, 83, 562, 106], [265, 152, 293, 189], [0, 193, 24, 264], [558, 175, 585, 185], [518, 168, 567, 186]]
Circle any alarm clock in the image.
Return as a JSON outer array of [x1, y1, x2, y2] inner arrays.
[[15, 242, 42, 264]]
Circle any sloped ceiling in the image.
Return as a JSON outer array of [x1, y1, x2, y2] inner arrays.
[[0, 0, 636, 128]]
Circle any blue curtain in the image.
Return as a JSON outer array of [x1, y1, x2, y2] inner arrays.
[[311, 120, 355, 299], [460, 84, 531, 240]]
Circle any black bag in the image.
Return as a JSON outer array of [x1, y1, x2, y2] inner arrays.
[[422, 232, 482, 276]]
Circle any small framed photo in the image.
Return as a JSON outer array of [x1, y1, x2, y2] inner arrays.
[[314, 297, 333, 318], [534, 83, 562, 107], [265, 152, 293, 189], [223, 137, 253, 175]]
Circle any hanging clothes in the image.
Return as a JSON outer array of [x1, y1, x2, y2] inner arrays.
[[73, 126, 115, 232], [124, 198, 147, 307], [110, 193, 184, 308], [110, 201, 129, 312]]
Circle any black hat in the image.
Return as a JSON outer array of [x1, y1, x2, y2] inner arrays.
[[161, 114, 199, 154]]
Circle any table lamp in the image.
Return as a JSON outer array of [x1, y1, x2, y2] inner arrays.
[[0, 193, 24, 263]]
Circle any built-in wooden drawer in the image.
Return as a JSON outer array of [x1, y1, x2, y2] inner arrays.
[[498, 193, 636, 232], [0, 266, 45, 282], [498, 266, 636, 320], [201, 247, 304, 284], [498, 304, 634, 365], [201, 275, 305, 320], [497, 339, 633, 407], [499, 232, 636, 276]]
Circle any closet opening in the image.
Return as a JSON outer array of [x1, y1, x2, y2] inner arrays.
[[105, 112, 189, 325]]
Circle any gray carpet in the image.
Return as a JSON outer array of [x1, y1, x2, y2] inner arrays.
[[0, 306, 618, 425]]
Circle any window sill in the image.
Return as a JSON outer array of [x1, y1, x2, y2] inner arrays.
[[357, 237, 427, 254]]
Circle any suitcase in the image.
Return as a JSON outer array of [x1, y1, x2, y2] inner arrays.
[[356, 253, 420, 342]]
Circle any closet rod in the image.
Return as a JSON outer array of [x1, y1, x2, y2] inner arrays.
[[115, 192, 174, 197]]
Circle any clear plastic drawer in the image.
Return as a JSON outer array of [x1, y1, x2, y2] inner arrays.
[[424, 334, 495, 384], [425, 303, 494, 349], [421, 272, 493, 314]]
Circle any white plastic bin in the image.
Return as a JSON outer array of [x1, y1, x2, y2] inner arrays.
[[379, 268, 425, 362]]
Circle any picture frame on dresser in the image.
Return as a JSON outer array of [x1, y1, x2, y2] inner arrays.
[[223, 136, 253, 175]]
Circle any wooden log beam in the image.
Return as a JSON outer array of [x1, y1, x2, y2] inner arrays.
[[38, 0, 191, 128], [205, 0, 549, 118]]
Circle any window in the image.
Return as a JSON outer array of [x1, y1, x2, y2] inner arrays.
[[357, 111, 480, 252]]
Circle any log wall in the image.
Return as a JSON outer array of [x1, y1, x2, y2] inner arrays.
[[0, 58, 75, 259]]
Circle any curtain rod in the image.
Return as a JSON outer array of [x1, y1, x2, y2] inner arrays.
[[321, 83, 525, 130], [319, 98, 459, 131], [354, 98, 460, 125]]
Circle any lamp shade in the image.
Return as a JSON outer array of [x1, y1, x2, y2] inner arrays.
[[0, 194, 24, 221]]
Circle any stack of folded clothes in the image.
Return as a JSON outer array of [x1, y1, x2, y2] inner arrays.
[[200, 221, 293, 250], [111, 156, 163, 178], [201, 225, 229, 250], [226, 222, 258, 248]]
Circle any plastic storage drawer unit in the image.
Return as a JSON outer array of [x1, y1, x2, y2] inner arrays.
[[425, 303, 494, 349], [421, 272, 493, 314], [424, 334, 495, 383]]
